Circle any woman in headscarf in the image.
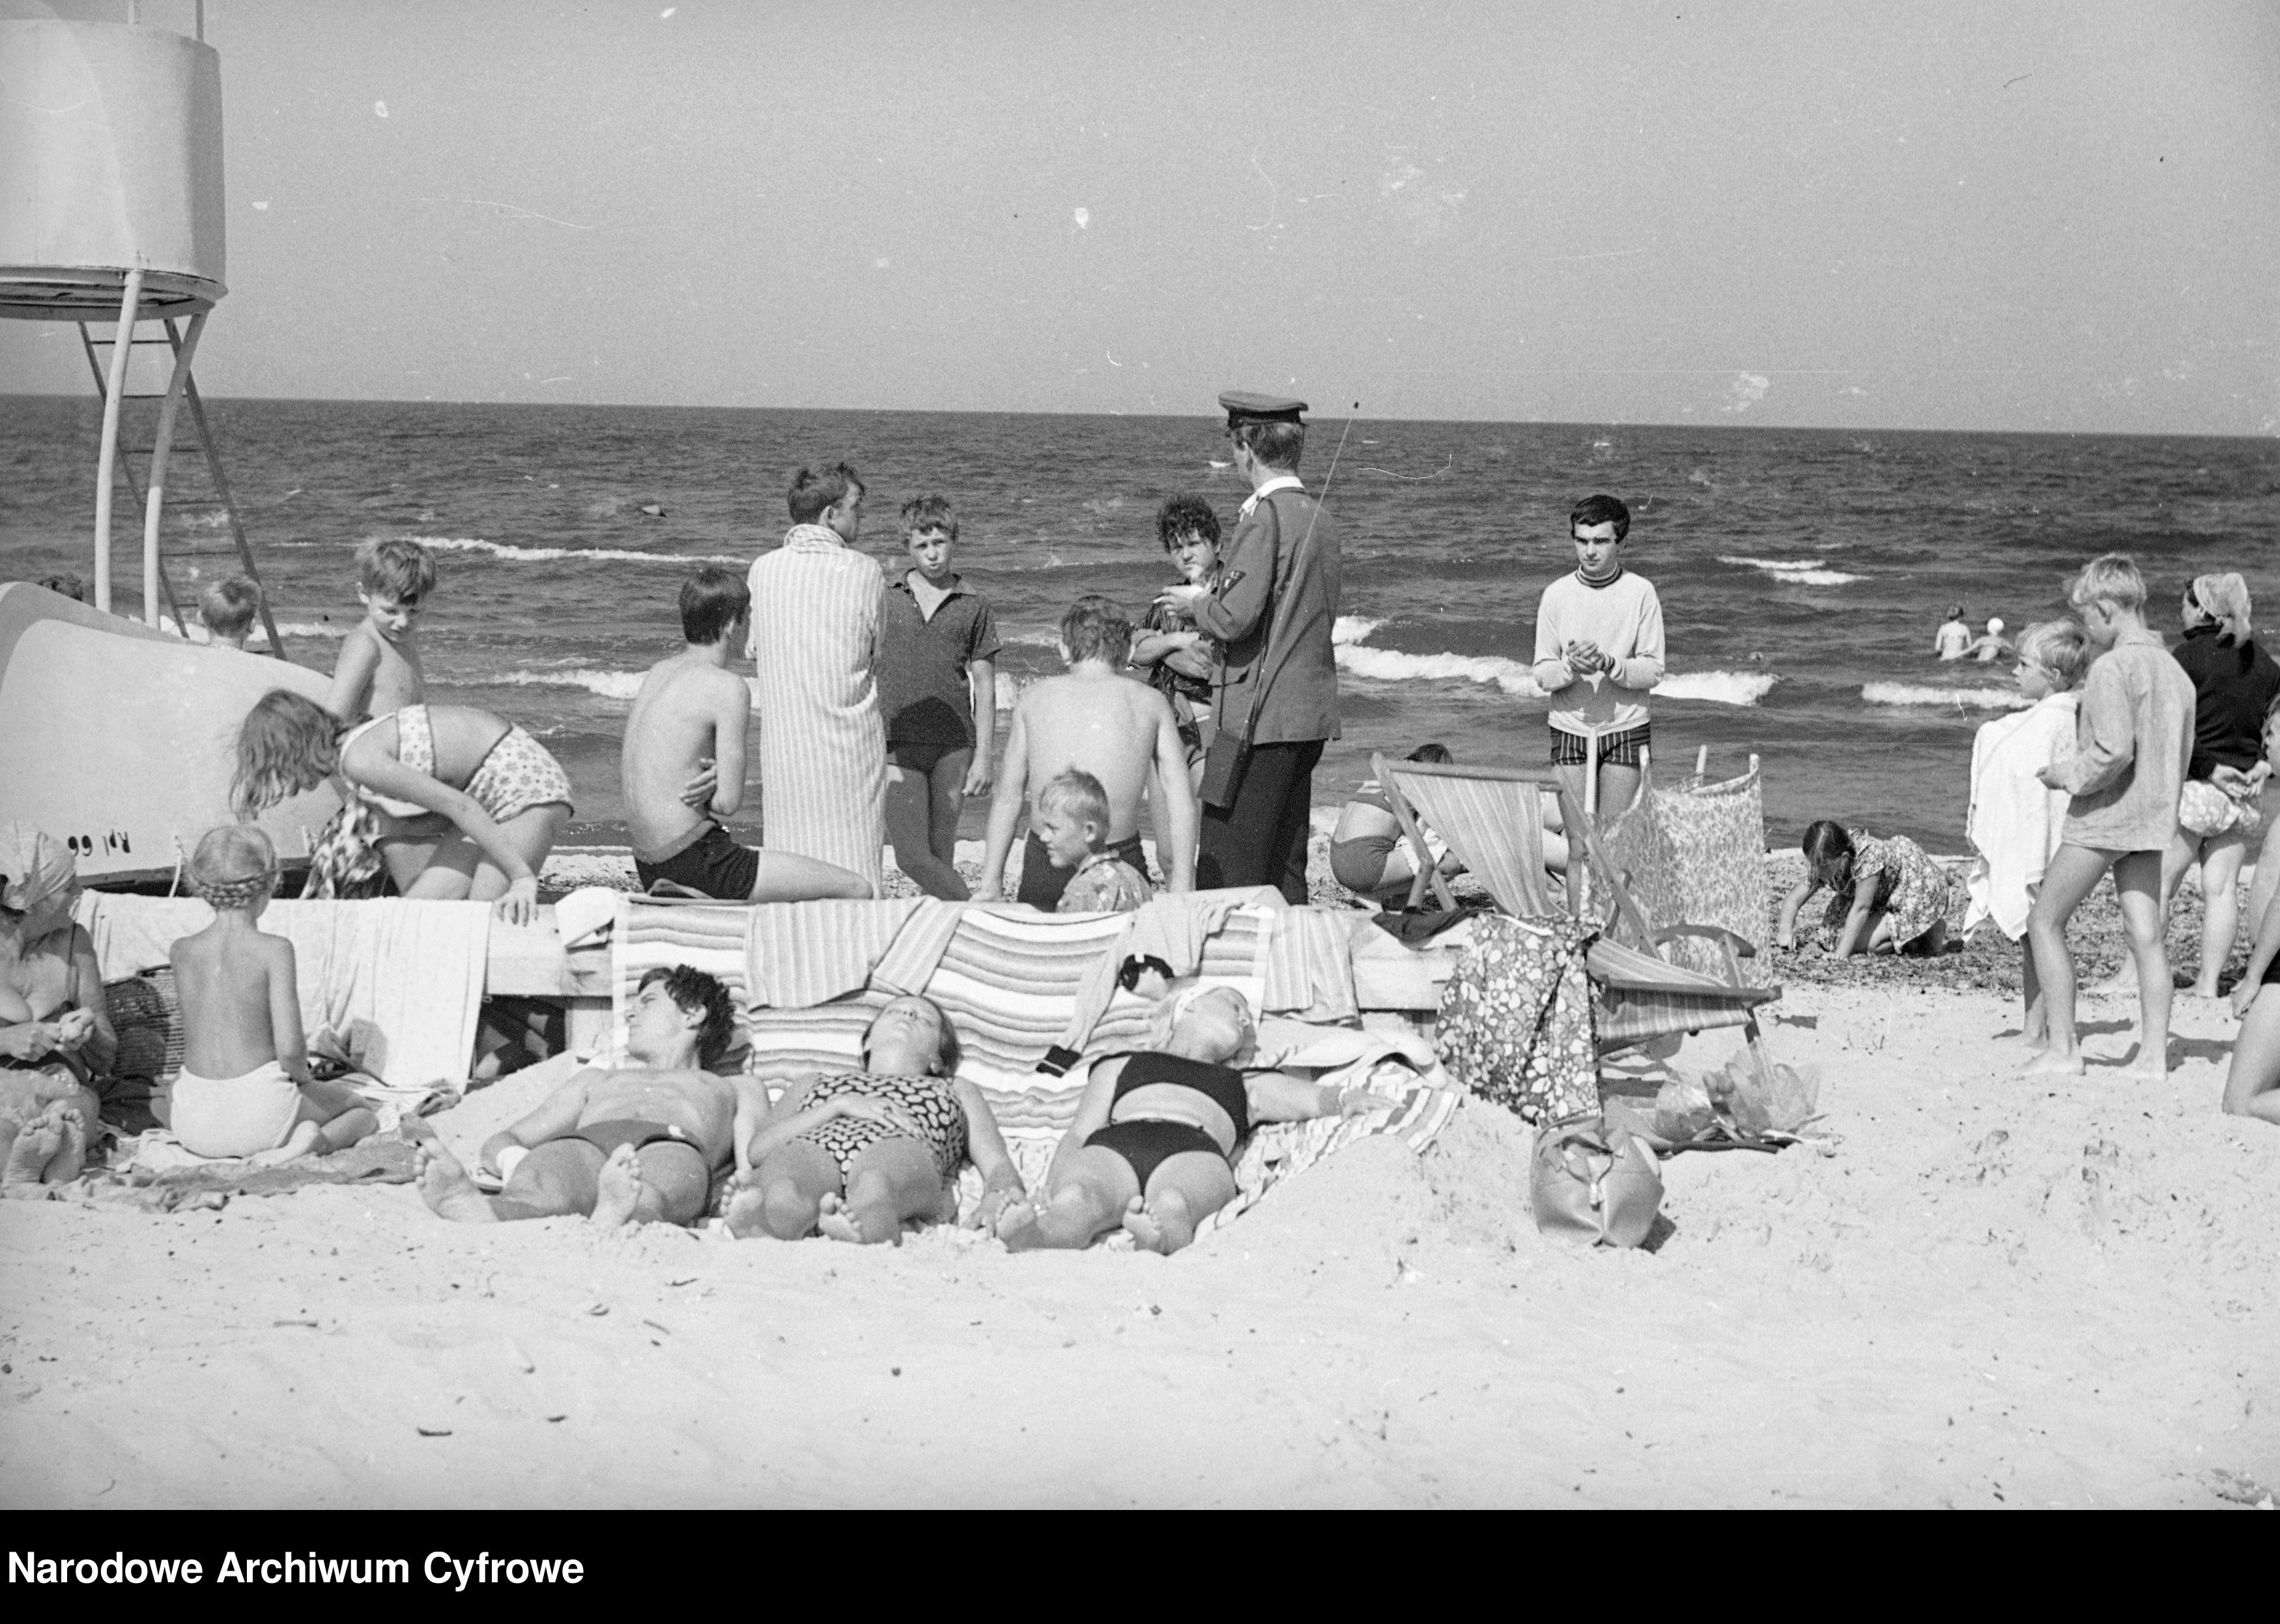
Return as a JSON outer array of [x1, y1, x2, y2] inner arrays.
[[0, 822, 111, 1184], [2165, 574, 2280, 997]]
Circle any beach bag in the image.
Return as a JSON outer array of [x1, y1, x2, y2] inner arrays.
[[1531, 1120, 1664, 1247], [1434, 914, 1599, 1125]]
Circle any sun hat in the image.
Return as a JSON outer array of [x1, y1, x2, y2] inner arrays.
[[0, 821, 75, 916], [552, 886, 620, 949]]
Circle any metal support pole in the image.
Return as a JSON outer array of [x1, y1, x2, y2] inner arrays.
[[91, 267, 144, 614], [141, 311, 206, 627]]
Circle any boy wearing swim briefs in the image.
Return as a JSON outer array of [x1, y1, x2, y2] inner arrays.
[[622, 568, 870, 902], [324, 537, 435, 723], [1530, 494, 1664, 825], [875, 496, 1001, 900], [199, 577, 263, 652], [414, 965, 769, 1228], [976, 595, 1197, 909], [1036, 769, 1154, 913], [167, 826, 378, 1163]]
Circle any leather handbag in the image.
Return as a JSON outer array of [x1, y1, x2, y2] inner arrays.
[[1530, 1118, 1664, 1248]]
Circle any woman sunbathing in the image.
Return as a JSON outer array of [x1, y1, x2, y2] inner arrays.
[[724, 994, 1025, 1244], [997, 985, 1393, 1255], [235, 689, 571, 924]]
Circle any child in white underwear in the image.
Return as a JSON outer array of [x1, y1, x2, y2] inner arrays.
[[167, 826, 377, 1163]]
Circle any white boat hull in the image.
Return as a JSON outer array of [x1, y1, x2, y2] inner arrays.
[[0, 580, 339, 883]]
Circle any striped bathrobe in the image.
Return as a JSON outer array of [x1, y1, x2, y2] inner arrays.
[[747, 525, 887, 895]]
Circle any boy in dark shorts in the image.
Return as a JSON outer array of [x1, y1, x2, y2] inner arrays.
[[1528, 493, 1666, 823], [876, 496, 1001, 900], [621, 569, 869, 902]]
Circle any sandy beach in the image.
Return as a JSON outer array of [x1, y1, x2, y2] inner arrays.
[[5, 848, 2274, 1509]]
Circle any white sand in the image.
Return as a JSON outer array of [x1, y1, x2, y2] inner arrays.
[[4, 980, 2275, 1507]]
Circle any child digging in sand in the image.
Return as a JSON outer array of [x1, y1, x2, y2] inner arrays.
[[1774, 821, 1954, 958], [1963, 620, 2089, 1048], [724, 994, 1025, 1244], [996, 985, 1395, 1255], [168, 827, 377, 1163], [2024, 554, 2196, 1079]]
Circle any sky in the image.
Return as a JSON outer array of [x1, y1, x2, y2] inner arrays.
[[3, 0, 2276, 433]]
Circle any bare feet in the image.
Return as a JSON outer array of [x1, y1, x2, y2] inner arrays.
[[3, 1105, 64, 1187], [590, 1143, 644, 1228], [1121, 1189, 1199, 1255], [42, 1105, 87, 1184], [415, 1141, 501, 1223], [252, 1120, 322, 1167], [816, 1191, 866, 1243], [721, 1175, 770, 1240], [2019, 1049, 2087, 1078], [2120, 1046, 2173, 1082], [997, 1186, 1102, 1251]]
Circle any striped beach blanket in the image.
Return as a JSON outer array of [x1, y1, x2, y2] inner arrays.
[[606, 894, 1457, 1239]]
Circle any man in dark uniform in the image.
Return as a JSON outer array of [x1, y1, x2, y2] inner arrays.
[[1157, 392, 1341, 903]]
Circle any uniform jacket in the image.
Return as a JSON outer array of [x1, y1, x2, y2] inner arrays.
[[1191, 484, 1342, 745]]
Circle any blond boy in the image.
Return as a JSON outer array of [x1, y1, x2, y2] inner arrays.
[[1036, 770, 1154, 913], [324, 538, 435, 722], [977, 596, 1196, 909]]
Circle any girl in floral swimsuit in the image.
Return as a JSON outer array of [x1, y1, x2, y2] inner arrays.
[[724, 995, 1025, 1245], [234, 689, 571, 925], [1773, 819, 1955, 958]]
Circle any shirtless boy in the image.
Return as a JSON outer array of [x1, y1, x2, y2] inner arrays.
[[621, 568, 870, 902], [324, 537, 435, 723], [976, 595, 1197, 909], [414, 965, 766, 1227]]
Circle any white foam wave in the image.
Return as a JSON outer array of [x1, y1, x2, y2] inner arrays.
[[1337, 644, 1546, 696], [491, 668, 647, 701], [1332, 615, 1383, 646], [412, 535, 745, 566], [1657, 670, 1780, 705], [1862, 681, 2026, 710], [271, 621, 345, 639], [1718, 554, 1863, 587]]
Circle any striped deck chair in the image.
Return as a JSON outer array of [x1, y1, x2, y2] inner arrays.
[[1371, 754, 1578, 917]]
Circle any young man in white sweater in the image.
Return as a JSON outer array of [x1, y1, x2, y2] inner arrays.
[[1529, 494, 1666, 825]]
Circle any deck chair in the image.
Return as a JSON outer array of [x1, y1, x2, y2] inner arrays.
[[1376, 753, 1781, 1085]]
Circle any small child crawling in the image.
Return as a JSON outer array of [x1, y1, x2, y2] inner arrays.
[[168, 826, 377, 1163]]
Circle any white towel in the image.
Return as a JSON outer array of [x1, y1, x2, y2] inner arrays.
[[1965, 692, 2078, 940], [78, 894, 492, 1090]]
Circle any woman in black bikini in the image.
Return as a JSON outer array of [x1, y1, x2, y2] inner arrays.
[[724, 994, 1025, 1244], [997, 985, 1391, 1255]]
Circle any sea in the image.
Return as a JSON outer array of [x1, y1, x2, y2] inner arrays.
[[4, 397, 2276, 855]]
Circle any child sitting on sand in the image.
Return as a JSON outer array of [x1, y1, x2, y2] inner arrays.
[[2024, 553, 2196, 1079], [1964, 620, 2090, 1046], [996, 984, 1395, 1255], [167, 826, 377, 1163], [199, 577, 263, 652], [1774, 821, 1954, 958], [324, 537, 434, 723], [976, 595, 1197, 909], [1035, 770, 1154, 913], [725, 994, 1025, 1244]]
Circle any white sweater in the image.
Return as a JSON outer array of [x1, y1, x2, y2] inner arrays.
[[1530, 569, 1666, 735]]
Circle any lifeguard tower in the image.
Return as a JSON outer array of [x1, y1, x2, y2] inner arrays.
[[0, 5, 279, 648], [0, 8, 334, 883]]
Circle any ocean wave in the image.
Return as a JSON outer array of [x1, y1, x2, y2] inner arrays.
[[1658, 670, 1780, 705], [411, 535, 746, 566], [1862, 681, 2026, 710], [1332, 615, 1383, 646], [491, 668, 648, 701], [1335, 644, 1546, 696], [1718, 554, 1863, 587], [272, 621, 345, 639]]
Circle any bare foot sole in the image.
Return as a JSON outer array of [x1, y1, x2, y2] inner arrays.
[[41, 1105, 87, 1184], [415, 1143, 500, 1223], [590, 1143, 644, 1228], [3, 1106, 65, 1186], [722, 1184, 769, 1240], [1121, 1190, 1199, 1255], [995, 1197, 1046, 1251], [816, 1191, 866, 1244], [2019, 1050, 2087, 1078], [252, 1120, 322, 1167]]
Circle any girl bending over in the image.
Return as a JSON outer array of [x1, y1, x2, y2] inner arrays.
[[1776, 819, 1953, 958], [235, 689, 571, 924]]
